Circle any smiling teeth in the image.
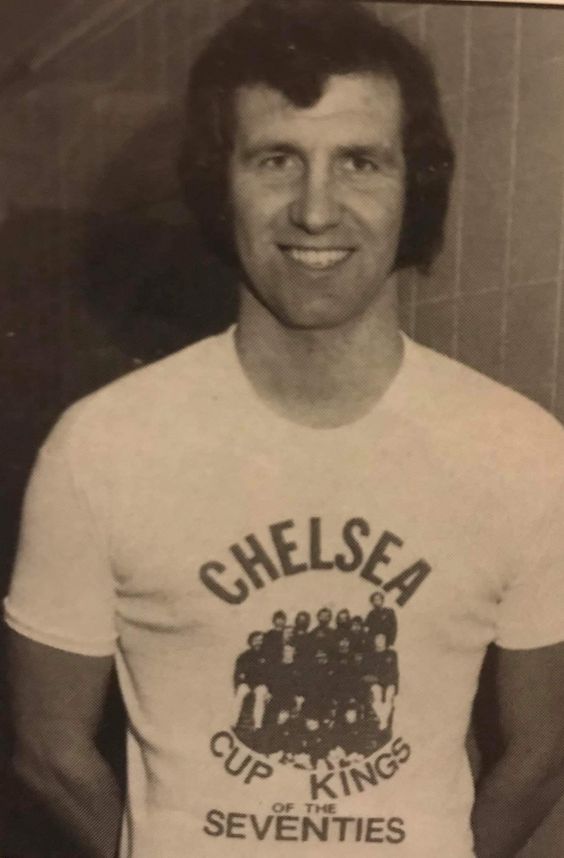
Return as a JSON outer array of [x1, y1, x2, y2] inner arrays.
[[286, 248, 351, 269]]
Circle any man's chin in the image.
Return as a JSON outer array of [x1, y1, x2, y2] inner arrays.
[[271, 305, 363, 332], [239, 275, 378, 332]]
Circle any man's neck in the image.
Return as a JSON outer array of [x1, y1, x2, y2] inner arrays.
[[235, 279, 404, 428]]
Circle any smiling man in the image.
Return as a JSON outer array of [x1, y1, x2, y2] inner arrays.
[[231, 72, 405, 330], [5, 2, 564, 858]]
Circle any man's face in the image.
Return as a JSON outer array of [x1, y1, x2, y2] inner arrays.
[[375, 633, 387, 652], [336, 609, 350, 626], [371, 592, 384, 609], [251, 633, 263, 650], [282, 644, 295, 663], [230, 73, 405, 330], [318, 609, 331, 627], [282, 627, 294, 643], [273, 615, 286, 630]]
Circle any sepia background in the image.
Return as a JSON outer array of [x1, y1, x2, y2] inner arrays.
[[1, 0, 564, 854]]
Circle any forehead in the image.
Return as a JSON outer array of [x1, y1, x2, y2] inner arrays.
[[233, 73, 403, 150]]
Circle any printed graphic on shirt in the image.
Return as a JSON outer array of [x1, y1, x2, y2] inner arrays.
[[232, 599, 399, 772], [199, 517, 433, 608], [202, 516, 433, 844], [206, 590, 410, 845]]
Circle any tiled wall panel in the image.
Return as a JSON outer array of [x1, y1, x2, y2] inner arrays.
[[458, 290, 504, 380], [378, 2, 564, 422]]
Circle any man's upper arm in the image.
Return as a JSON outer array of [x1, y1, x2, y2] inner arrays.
[[8, 629, 115, 756], [4, 404, 117, 657], [494, 641, 564, 772]]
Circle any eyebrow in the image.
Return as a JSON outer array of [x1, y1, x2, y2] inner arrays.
[[239, 141, 398, 163], [239, 142, 301, 162], [337, 144, 398, 164]]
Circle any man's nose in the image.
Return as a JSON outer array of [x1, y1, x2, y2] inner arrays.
[[288, 169, 341, 234]]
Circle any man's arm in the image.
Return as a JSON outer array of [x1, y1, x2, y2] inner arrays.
[[8, 630, 123, 858], [472, 641, 564, 858]]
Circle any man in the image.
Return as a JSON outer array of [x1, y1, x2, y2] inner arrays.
[[331, 635, 354, 706], [267, 642, 303, 723], [262, 609, 288, 661], [5, 1, 564, 856], [362, 632, 399, 731], [233, 630, 270, 731], [338, 707, 366, 764], [365, 588, 397, 646], [301, 649, 337, 727], [334, 607, 352, 642], [349, 613, 369, 655], [292, 609, 311, 664], [308, 607, 337, 658], [298, 717, 327, 771]]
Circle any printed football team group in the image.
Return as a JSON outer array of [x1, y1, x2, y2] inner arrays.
[[232, 591, 400, 769]]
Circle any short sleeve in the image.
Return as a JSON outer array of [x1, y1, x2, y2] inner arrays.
[[4, 406, 117, 656], [495, 474, 564, 650]]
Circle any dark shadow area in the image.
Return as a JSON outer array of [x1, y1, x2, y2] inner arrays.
[[82, 212, 238, 361], [80, 105, 239, 364], [1, 636, 125, 858], [472, 645, 504, 775]]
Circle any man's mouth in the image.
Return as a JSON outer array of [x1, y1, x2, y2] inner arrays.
[[280, 246, 354, 270]]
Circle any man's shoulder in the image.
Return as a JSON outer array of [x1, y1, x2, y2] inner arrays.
[[82, 328, 233, 417], [405, 337, 564, 458], [45, 329, 235, 456]]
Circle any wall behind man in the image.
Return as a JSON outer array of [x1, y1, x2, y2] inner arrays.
[[1, 1, 564, 855], [376, 2, 564, 418]]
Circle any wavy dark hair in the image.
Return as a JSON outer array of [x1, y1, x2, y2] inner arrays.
[[179, 0, 455, 274]]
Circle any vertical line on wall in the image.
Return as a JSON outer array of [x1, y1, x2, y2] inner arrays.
[[156, 3, 168, 92], [419, 5, 427, 66], [404, 2, 429, 340], [550, 169, 564, 413], [499, 8, 522, 385], [94, 93, 108, 207], [135, 12, 146, 90], [24, 92, 39, 383], [54, 83, 71, 405], [452, 5, 472, 361]]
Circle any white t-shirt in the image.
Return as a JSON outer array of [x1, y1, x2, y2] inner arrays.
[[6, 328, 564, 858]]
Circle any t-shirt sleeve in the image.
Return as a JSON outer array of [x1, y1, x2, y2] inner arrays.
[[495, 471, 564, 651], [4, 406, 117, 656]]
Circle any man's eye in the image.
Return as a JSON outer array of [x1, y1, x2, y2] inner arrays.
[[342, 156, 379, 174], [259, 154, 298, 171]]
